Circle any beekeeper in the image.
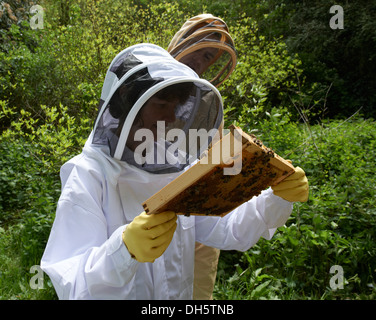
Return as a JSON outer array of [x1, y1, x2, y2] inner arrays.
[[168, 14, 237, 300], [41, 43, 308, 300], [168, 14, 236, 87]]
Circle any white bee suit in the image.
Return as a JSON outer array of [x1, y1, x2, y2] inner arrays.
[[41, 44, 293, 300]]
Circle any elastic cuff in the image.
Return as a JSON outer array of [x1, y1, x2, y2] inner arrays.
[[107, 225, 139, 271]]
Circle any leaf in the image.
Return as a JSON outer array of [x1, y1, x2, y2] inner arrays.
[[250, 280, 272, 299]]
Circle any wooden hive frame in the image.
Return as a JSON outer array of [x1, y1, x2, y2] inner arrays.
[[142, 125, 295, 217]]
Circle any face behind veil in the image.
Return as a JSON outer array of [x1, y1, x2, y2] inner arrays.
[[91, 44, 224, 174], [168, 14, 237, 87]]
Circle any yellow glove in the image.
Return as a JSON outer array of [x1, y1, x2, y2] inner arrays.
[[272, 167, 309, 202], [122, 211, 177, 263]]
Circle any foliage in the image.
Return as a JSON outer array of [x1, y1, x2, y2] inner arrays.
[[0, 0, 195, 130], [0, 0, 36, 29], [221, 14, 305, 130], [0, 103, 90, 299], [214, 116, 376, 300], [237, 0, 376, 119]]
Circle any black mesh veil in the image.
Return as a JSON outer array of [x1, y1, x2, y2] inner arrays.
[[91, 44, 223, 174]]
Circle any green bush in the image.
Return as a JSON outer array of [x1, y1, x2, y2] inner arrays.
[[0, 102, 91, 299], [215, 116, 376, 300], [221, 15, 305, 131]]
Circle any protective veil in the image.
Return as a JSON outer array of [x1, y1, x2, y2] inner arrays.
[[168, 14, 237, 87], [41, 44, 293, 300], [92, 43, 223, 174]]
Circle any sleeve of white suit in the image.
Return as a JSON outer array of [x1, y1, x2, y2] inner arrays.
[[40, 163, 139, 300], [195, 188, 293, 251]]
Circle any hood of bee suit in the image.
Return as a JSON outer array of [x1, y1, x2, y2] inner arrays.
[[167, 14, 237, 87], [91, 43, 223, 174]]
